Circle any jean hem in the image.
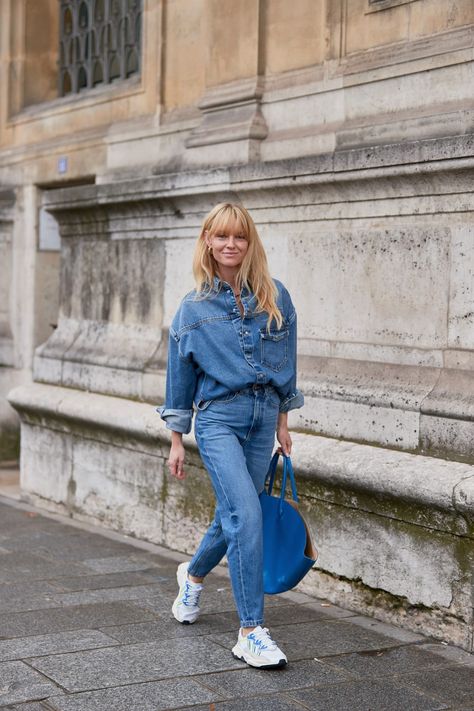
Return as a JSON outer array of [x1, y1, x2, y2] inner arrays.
[[240, 619, 264, 627]]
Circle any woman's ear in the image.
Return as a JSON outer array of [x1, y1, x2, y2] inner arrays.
[[204, 230, 211, 248]]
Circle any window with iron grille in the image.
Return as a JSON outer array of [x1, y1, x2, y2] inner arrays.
[[59, 0, 142, 97]]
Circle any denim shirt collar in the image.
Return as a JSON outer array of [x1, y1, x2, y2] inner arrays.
[[211, 275, 251, 298]]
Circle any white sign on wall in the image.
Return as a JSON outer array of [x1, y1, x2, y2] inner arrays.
[[39, 206, 61, 251]]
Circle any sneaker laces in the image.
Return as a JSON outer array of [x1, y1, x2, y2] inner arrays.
[[246, 626, 277, 651], [182, 580, 202, 607]]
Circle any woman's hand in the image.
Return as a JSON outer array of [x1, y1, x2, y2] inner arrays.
[[276, 412, 292, 456], [168, 431, 186, 479]]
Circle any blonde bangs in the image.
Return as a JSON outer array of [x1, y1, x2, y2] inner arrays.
[[209, 205, 249, 240], [192, 202, 283, 332]]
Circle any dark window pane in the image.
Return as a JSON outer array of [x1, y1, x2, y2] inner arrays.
[[94, 0, 105, 22], [93, 60, 104, 85], [62, 70, 72, 94], [63, 7, 73, 34], [78, 65, 88, 90], [79, 2, 88, 29], [109, 53, 120, 81], [126, 48, 138, 77]]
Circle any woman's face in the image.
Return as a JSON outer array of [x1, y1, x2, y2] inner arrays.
[[205, 219, 249, 271]]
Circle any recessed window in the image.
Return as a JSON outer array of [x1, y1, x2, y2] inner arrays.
[[59, 0, 142, 97]]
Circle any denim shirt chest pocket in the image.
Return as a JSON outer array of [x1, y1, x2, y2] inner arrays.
[[259, 324, 289, 371]]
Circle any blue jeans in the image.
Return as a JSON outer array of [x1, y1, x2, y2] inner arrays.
[[188, 383, 280, 627]]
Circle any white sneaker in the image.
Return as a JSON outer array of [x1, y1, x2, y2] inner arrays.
[[171, 562, 203, 624], [232, 626, 288, 669]]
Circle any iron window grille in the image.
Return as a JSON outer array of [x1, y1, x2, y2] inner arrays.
[[59, 0, 142, 96]]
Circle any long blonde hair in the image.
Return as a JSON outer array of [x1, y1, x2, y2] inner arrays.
[[192, 203, 283, 332]]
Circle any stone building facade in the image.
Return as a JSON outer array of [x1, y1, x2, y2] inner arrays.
[[1, 1, 473, 650]]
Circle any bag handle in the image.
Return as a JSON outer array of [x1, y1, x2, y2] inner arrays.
[[280, 455, 299, 507], [266, 452, 280, 496], [265, 452, 299, 514]]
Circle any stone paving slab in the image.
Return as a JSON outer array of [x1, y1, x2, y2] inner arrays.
[[0, 660, 60, 706], [322, 644, 464, 679], [187, 697, 309, 710], [0, 530, 141, 561], [98, 611, 240, 644], [46, 582, 170, 607], [0, 600, 156, 638], [0, 704, 51, 711], [0, 580, 64, 597], [0, 630, 119, 663], [24, 679, 221, 711], [0, 498, 473, 711], [27, 637, 244, 692], [397, 665, 474, 707], [193, 658, 353, 698], [0, 552, 90, 584], [80, 556, 165, 574], [43, 570, 169, 592], [288, 679, 450, 710]]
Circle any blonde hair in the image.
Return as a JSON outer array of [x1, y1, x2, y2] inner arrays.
[[192, 202, 283, 332]]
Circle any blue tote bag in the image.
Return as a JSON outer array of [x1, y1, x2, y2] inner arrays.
[[259, 452, 318, 594]]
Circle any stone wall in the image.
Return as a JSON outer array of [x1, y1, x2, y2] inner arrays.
[[9, 136, 474, 651]]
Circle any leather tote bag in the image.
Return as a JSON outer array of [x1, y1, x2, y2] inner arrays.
[[259, 452, 318, 594]]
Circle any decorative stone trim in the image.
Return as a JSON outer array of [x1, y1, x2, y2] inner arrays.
[[185, 76, 268, 149], [366, 0, 421, 13]]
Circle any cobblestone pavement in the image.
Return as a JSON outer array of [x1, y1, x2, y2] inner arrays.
[[0, 496, 472, 711]]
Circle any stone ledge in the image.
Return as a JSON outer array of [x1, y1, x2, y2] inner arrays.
[[40, 134, 474, 213], [7, 382, 473, 650], [8, 383, 473, 529]]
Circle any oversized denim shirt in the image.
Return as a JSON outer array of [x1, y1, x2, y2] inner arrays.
[[156, 275, 304, 434]]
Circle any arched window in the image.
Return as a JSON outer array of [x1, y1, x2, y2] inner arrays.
[[59, 0, 141, 97]]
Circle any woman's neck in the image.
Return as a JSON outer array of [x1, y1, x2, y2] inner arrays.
[[217, 267, 239, 290]]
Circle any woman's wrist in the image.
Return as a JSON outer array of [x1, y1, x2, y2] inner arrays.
[[277, 411, 288, 429], [171, 430, 184, 445]]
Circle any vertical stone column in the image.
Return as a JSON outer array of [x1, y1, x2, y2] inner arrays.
[[185, 0, 267, 164], [0, 187, 16, 459], [5, 0, 26, 117]]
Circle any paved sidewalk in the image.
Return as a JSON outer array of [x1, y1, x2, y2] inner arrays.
[[0, 496, 472, 711]]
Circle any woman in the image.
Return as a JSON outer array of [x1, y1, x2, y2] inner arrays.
[[157, 202, 304, 669]]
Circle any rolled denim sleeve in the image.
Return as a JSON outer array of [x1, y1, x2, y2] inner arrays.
[[278, 308, 304, 413], [155, 325, 197, 434]]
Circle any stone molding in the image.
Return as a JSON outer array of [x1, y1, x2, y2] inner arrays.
[[42, 134, 474, 210], [185, 76, 268, 160]]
